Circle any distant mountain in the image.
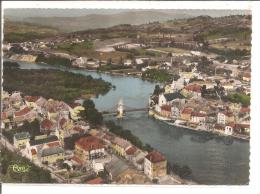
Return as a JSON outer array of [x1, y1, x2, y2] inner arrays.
[[4, 9, 250, 32], [15, 11, 192, 32]]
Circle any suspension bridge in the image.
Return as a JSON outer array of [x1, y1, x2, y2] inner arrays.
[[101, 98, 149, 118]]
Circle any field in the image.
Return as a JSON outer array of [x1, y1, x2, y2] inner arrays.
[[4, 21, 59, 42], [153, 47, 191, 54], [210, 42, 251, 51], [55, 41, 130, 62]]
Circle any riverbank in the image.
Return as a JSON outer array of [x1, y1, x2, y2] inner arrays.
[[149, 109, 250, 141]]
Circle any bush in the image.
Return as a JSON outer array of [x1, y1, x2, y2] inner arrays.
[[142, 69, 172, 83], [225, 93, 250, 106], [36, 54, 71, 67]]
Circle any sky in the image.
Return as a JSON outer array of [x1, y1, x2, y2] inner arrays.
[[4, 9, 250, 19]]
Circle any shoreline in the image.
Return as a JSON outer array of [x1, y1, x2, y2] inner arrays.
[[5, 57, 250, 142], [4, 56, 162, 83], [149, 109, 250, 142]]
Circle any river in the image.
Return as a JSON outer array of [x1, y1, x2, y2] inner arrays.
[[12, 61, 250, 185]]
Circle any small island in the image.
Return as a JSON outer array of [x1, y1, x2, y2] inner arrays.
[[3, 61, 112, 103]]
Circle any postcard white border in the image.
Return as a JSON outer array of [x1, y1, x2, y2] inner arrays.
[[1, 1, 260, 194]]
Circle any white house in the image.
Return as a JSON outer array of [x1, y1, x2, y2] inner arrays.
[[217, 112, 234, 125], [225, 123, 235, 135]]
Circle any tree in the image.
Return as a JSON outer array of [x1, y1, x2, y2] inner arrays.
[[83, 99, 95, 110], [201, 85, 207, 97], [143, 143, 154, 152], [81, 99, 103, 126], [153, 85, 162, 96]]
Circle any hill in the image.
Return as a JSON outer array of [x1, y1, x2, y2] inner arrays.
[[3, 21, 60, 42]]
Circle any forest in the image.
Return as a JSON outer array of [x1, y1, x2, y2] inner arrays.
[[3, 61, 112, 103]]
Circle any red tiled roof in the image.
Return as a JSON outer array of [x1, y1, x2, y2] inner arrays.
[[73, 126, 84, 132], [59, 118, 67, 127], [75, 136, 104, 152], [86, 177, 104, 184], [221, 111, 233, 117], [226, 122, 236, 128], [243, 72, 251, 78], [25, 96, 40, 102], [41, 119, 55, 130], [181, 108, 193, 115], [161, 105, 172, 112], [71, 156, 84, 165], [126, 146, 137, 155], [31, 149, 37, 155], [2, 112, 8, 120], [185, 84, 201, 93], [236, 124, 250, 129], [145, 151, 166, 163], [240, 107, 250, 113], [14, 107, 31, 117], [191, 112, 206, 117], [47, 141, 60, 148]]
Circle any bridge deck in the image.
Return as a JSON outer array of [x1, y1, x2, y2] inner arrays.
[[102, 108, 148, 115]]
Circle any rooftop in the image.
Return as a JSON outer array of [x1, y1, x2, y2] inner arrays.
[[30, 135, 58, 146], [41, 119, 55, 130], [164, 92, 185, 102], [41, 147, 64, 157], [185, 84, 201, 93], [145, 151, 166, 163], [191, 112, 206, 117], [126, 146, 138, 155], [75, 136, 104, 152], [113, 137, 131, 150], [161, 105, 172, 112], [24, 96, 41, 102], [31, 148, 37, 155], [14, 107, 32, 117], [182, 108, 193, 114], [14, 132, 30, 140], [86, 177, 104, 184]]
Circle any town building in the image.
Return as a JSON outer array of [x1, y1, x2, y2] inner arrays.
[[111, 137, 132, 157], [158, 92, 185, 107], [191, 112, 206, 124], [13, 132, 30, 149], [144, 151, 167, 180], [160, 105, 172, 118], [217, 111, 235, 125], [180, 108, 193, 121], [41, 147, 64, 164], [13, 107, 37, 125], [74, 136, 105, 163]]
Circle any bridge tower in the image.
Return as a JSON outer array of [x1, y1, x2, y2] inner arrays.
[[116, 98, 124, 119]]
